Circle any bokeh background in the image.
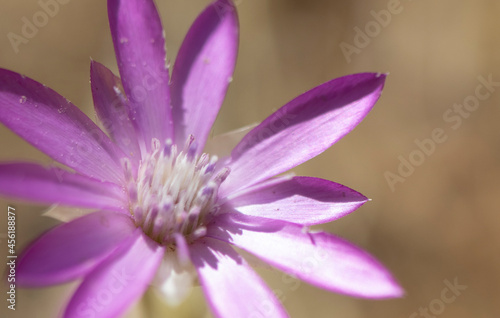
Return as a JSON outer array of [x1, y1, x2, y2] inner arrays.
[[1, 0, 499, 317]]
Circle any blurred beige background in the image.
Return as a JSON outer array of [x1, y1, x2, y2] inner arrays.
[[1, 0, 499, 317]]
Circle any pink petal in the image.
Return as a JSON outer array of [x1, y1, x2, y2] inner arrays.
[[17, 211, 136, 286], [90, 60, 141, 164], [0, 69, 126, 183], [0, 162, 127, 212], [108, 0, 172, 152], [208, 213, 404, 299], [228, 176, 368, 225], [220, 73, 386, 196], [64, 229, 164, 318], [171, 0, 238, 149], [190, 238, 288, 318]]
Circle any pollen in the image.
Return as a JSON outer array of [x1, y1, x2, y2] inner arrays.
[[123, 136, 229, 247]]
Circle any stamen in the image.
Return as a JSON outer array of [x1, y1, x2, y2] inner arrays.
[[189, 227, 207, 241], [127, 136, 230, 246], [196, 153, 208, 170], [187, 141, 197, 161], [121, 157, 134, 181], [152, 138, 161, 153], [183, 134, 195, 152], [133, 206, 144, 223], [127, 183, 138, 202], [144, 205, 159, 230], [163, 139, 173, 156], [185, 205, 201, 233], [174, 233, 190, 265], [204, 156, 218, 174], [152, 216, 164, 239], [214, 167, 231, 184]]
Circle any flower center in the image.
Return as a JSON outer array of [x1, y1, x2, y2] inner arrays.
[[123, 136, 229, 247]]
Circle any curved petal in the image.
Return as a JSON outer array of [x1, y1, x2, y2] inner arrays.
[[17, 211, 136, 287], [171, 0, 239, 149], [190, 238, 288, 318], [64, 229, 165, 318], [208, 213, 404, 299], [0, 69, 126, 183], [227, 176, 368, 225], [108, 0, 172, 152], [220, 73, 387, 196], [90, 60, 141, 164], [0, 162, 127, 212]]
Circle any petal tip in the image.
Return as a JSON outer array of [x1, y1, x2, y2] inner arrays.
[[383, 281, 405, 299]]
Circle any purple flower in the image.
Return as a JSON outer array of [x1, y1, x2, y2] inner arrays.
[[0, 0, 403, 317]]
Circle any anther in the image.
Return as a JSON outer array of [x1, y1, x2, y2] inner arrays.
[[174, 233, 190, 265], [163, 139, 173, 156], [127, 183, 138, 202], [187, 141, 198, 161], [151, 138, 161, 158], [184, 134, 195, 152], [121, 157, 134, 181], [196, 153, 208, 170], [144, 206, 159, 230], [204, 156, 219, 174], [152, 216, 164, 239], [133, 206, 144, 224], [214, 167, 231, 184], [189, 226, 207, 241], [128, 136, 230, 246]]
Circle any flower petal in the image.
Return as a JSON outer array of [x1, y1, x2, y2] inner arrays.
[[108, 0, 172, 152], [190, 238, 288, 318], [0, 162, 127, 212], [64, 229, 164, 318], [228, 176, 368, 225], [208, 213, 404, 299], [171, 0, 239, 149], [0, 69, 126, 183], [17, 211, 136, 287], [90, 60, 141, 163], [220, 73, 386, 196]]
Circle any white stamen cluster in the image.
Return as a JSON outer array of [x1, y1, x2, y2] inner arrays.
[[123, 136, 229, 246]]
